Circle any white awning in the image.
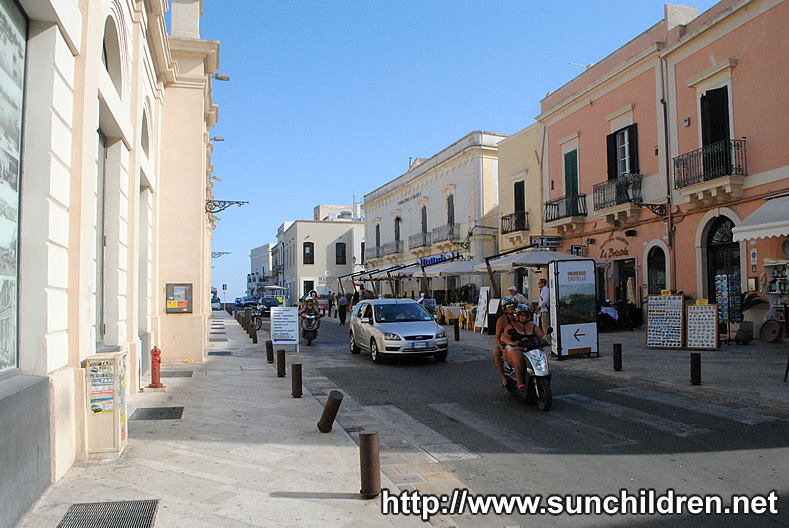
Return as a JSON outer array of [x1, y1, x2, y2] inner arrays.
[[473, 249, 595, 272], [732, 195, 789, 242], [423, 260, 483, 278]]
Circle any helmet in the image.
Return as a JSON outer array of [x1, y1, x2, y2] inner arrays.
[[502, 296, 516, 309], [305, 297, 314, 304], [515, 304, 531, 315]]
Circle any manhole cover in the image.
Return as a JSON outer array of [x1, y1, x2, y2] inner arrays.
[[130, 407, 184, 420], [57, 499, 159, 528], [161, 371, 193, 378], [421, 443, 480, 461]]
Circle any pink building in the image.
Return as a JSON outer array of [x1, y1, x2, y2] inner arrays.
[[537, 0, 789, 334]]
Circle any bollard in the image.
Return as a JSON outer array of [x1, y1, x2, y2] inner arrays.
[[453, 319, 460, 341], [291, 363, 302, 398], [317, 390, 344, 433], [250, 323, 258, 344], [277, 349, 286, 377], [266, 340, 274, 363], [690, 352, 701, 385], [613, 343, 622, 372], [359, 432, 381, 499], [148, 346, 164, 388]]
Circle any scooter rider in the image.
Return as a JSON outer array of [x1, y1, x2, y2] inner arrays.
[[500, 304, 545, 390], [300, 297, 323, 336], [493, 296, 518, 388]]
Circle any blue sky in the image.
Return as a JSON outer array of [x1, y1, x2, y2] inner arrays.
[[198, 0, 719, 302]]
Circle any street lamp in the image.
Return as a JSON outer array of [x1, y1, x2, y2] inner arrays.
[[210, 136, 224, 142], [212, 72, 230, 81]]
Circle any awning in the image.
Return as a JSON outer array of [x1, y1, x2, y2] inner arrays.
[[732, 195, 789, 242], [423, 260, 483, 278], [473, 249, 596, 272]]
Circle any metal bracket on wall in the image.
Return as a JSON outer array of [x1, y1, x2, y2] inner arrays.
[[205, 200, 248, 213], [634, 201, 668, 216]]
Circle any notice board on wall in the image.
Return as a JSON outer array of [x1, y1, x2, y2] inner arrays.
[[646, 295, 684, 349], [686, 304, 720, 350]]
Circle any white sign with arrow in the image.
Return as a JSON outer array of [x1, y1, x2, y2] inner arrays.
[[548, 259, 599, 359]]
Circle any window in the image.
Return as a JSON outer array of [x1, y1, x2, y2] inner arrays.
[[421, 206, 428, 233], [446, 195, 455, 225], [606, 124, 639, 179], [375, 224, 380, 247], [564, 149, 579, 196], [96, 133, 107, 344], [514, 181, 525, 213], [336, 242, 346, 265], [303, 242, 314, 265], [394, 217, 401, 242]]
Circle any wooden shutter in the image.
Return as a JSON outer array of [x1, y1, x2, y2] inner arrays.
[[606, 133, 617, 180], [627, 123, 639, 175]]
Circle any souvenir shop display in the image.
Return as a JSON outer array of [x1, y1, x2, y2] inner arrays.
[[646, 295, 684, 349], [714, 274, 742, 324], [686, 304, 719, 350]]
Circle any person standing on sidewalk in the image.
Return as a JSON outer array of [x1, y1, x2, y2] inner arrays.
[[538, 278, 550, 333], [507, 285, 528, 306], [337, 293, 348, 325]]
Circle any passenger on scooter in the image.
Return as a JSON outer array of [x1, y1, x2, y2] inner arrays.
[[501, 304, 545, 391], [493, 296, 518, 388], [299, 298, 323, 335]]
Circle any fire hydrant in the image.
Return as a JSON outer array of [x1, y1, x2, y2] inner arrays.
[[148, 346, 164, 388]]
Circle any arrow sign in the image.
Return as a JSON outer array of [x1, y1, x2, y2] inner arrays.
[[573, 328, 586, 341]]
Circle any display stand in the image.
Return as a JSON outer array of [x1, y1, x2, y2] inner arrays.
[[715, 274, 742, 344], [686, 304, 719, 350], [646, 295, 684, 349]]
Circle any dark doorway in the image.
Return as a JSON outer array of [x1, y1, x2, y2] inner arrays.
[[614, 258, 637, 305], [647, 246, 667, 295], [706, 216, 740, 301], [701, 86, 731, 178]]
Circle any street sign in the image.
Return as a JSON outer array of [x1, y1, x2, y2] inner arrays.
[[531, 235, 561, 248], [222, 284, 227, 290], [270, 307, 299, 345], [548, 259, 599, 359]]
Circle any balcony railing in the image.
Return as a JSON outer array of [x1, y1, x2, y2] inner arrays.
[[673, 139, 747, 189], [432, 223, 461, 243], [381, 240, 403, 256], [365, 245, 382, 260], [544, 194, 588, 223], [501, 211, 530, 235], [593, 173, 643, 210], [409, 231, 431, 250]]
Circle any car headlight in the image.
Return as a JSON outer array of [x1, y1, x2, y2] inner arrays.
[[383, 332, 401, 340], [436, 328, 447, 338]]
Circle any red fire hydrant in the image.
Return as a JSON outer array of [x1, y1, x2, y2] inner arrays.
[[148, 346, 164, 388]]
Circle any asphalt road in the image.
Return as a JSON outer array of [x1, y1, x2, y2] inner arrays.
[[300, 319, 789, 527]]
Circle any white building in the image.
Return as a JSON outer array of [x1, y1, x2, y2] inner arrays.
[[248, 243, 274, 296], [362, 131, 506, 301], [1, 1, 221, 525]]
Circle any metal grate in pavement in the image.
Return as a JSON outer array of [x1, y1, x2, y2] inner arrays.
[[207, 350, 231, 354], [421, 442, 480, 461], [130, 407, 184, 420], [57, 499, 159, 528], [208, 338, 229, 343], [161, 371, 193, 378]]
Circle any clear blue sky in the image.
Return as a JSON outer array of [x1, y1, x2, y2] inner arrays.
[[198, 0, 719, 302]]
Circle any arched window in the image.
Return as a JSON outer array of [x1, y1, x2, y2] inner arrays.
[[647, 246, 667, 295], [303, 242, 314, 265], [706, 216, 740, 301], [102, 17, 123, 96], [336, 242, 346, 265], [140, 111, 150, 158], [421, 206, 428, 233], [394, 217, 401, 242]]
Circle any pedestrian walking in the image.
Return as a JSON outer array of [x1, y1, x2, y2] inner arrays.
[[538, 278, 550, 334], [338, 294, 348, 325], [507, 285, 529, 306]]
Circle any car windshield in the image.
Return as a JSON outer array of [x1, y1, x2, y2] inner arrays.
[[374, 303, 433, 323], [259, 298, 280, 307]]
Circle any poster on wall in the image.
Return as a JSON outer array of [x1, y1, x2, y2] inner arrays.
[[548, 259, 599, 359], [0, 2, 24, 374], [646, 295, 684, 348], [165, 283, 193, 313]]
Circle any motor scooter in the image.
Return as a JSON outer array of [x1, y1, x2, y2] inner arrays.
[[301, 312, 321, 346], [502, 329, 553, 411]]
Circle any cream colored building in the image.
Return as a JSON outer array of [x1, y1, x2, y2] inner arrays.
[[2, 1, 221, 525], [362, 131, 506, 300], [496, 123, 543, 299], [248, 243, 274, 296]]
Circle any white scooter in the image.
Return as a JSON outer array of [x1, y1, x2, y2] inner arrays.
[[502, 329, 553, 411]]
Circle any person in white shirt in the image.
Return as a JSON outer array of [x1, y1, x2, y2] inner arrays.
[[507, 285, 528, 306], [538, 278, 550, 334]]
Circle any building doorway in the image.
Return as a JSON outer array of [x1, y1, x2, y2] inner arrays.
[[614, 258, 637, 305], [706, 216, 740, 301], [647, 246, 667, 295]]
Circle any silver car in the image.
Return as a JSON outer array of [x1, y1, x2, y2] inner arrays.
[[349, 299, 449, 363]]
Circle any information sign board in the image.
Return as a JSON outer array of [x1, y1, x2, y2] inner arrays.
[[549, 259, 599, 359], [686, 304, 719, 350], [646, 295, 684, 348], [270, 307, 299, 345]]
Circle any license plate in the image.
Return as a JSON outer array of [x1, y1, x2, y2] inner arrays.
[[411, 342, 428, 349]]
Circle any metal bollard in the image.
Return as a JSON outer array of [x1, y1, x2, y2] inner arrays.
[[250, 323, 258, 344], [292, 363, 302, 398], [359, 432, 381, 499], [613, 343, 622, 371], [690, 352, 701, 385], [266, 340, 274, 363], [277, 349, 286, 377], [453, 319, 460, 341], [317, 390, 344, 433]]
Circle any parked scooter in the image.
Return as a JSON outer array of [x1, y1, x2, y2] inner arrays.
[[502, 329, 553, 411], [301, 312, 322, 346]]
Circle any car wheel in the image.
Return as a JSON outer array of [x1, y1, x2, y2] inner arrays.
[[370, 339, 385, 364], [433, 350, 447, 362], [349, 332, 360, 354]]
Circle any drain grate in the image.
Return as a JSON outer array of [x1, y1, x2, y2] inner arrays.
[[421, 442, 480, 462], [208, 350, 231, 354], [208, 338, 228, 343], [160, 371, 193, 378], [130, 407, 184, 420], [57, 499, 159, 528]]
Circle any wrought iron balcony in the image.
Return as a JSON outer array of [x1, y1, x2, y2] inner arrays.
[[544, 194, 588, 223], [365, 245, 382, 260], [409, 231, 431, 250], [673, 139, 747, 189], [381, 240, 403, 256], [432, 223, 461, 244], [593, 173, 643, 210], [501, 211, 530, 234]]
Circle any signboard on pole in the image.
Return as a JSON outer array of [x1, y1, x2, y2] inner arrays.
[[548, 259, 599, 359], [270, 307, 299, 345], [474, 287, 489, 331]]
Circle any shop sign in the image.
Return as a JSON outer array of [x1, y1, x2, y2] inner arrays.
[[420, 251, 457, 267], [599, 236, 629, 259]]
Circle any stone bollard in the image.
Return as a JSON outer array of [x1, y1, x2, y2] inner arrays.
[[453, 319, 460, 341], [690, 352, 701, 385], [291, 363, 302, 398], [277, 349, 286, 378], [265, 340, 274, 363], [613, 343, 622, 371], [359, 432, 381, 499], [250, 324, 258, 344], [317, 390, 344, 433]]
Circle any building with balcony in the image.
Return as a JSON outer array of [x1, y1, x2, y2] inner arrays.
[[0, 1, 222, 525], [537, 0, 789, 325], [362, 131, 506, 300]]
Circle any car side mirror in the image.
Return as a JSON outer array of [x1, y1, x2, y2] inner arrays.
[[361, 317, 371, 324]]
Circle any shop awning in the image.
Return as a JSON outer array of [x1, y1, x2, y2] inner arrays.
[[473, 249, 595, 272], [732, 195, 789, 242], [423, 260, 483, 278]]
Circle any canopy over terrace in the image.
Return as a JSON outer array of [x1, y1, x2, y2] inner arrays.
[[423, 259, 483, 278], [473, 248, 603, 272], [731, 194, 789, 242]]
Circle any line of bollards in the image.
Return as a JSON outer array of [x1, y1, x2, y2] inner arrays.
[[611, 343, 704, 385]]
